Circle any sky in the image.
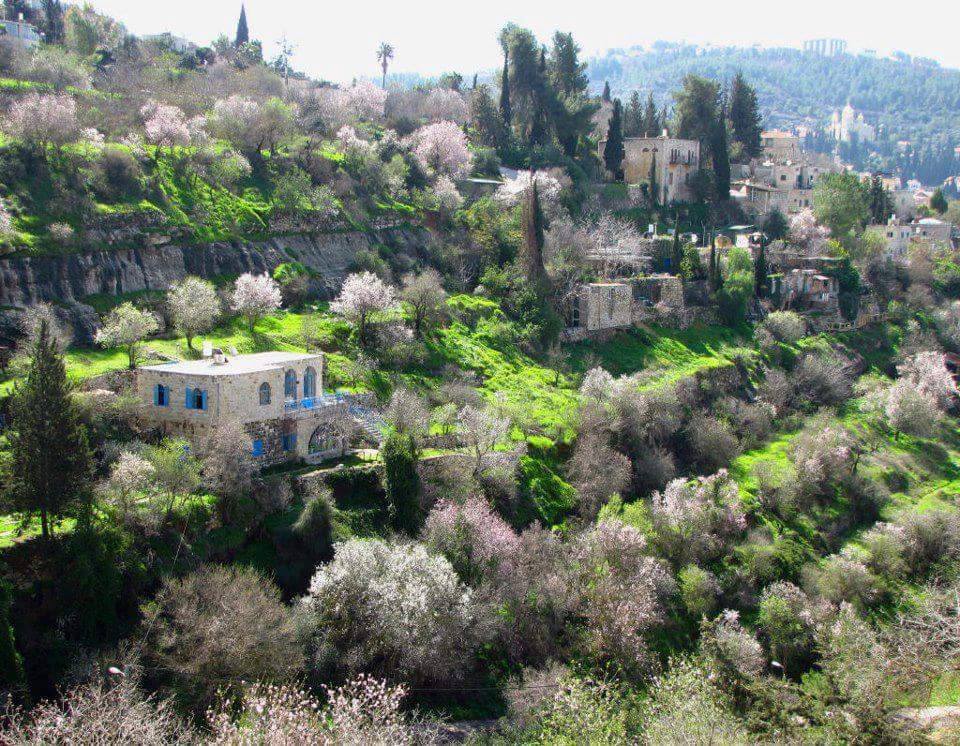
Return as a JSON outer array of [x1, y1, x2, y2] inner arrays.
[[88, 0, 960, 83]]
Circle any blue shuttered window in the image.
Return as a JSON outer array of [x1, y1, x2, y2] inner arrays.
[[252, 439, 264, 457], [282, 434, 297, 452]]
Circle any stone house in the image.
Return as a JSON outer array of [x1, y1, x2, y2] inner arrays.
[[569, 283, 634, 332], [867, 215, 913, 262], [770, 269, 839, 311], [137, 350, 348, 467], [0, 17, 40, 47], [598, 132, 701, 204]]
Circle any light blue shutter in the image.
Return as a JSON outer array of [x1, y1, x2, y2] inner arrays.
[[200, 390, 207, 411], [185, 387, 193, 408]]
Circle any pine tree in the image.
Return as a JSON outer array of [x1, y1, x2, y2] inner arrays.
[[499, 51, 512, 126], [41, 0, 65, 45], [603, 99, 625, 178], [602, 81, 611, 103], [521, 180, 547, 281], [868, 175, 893, 223], [712, 96, 731, 202], [7, 320, 92, 540], [930, 187, 948, 214], [235, 4, 249, 47], [728, 72, 763, 159]]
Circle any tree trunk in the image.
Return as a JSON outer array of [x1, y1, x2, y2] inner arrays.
[[40, 509, 49, 541]]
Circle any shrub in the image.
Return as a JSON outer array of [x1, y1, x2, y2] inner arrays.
[[299, 538, 486, 685], [794, 353, 853, 408], [684, 415, 740, 473], [756, 581, 824, 674], [522, 676, 630, 744], [756, 311, 806, 346], [805, 552, 882, 611], [678, 564, 721, 618], [147, 565, 302, 709], [93, 146, 143, 202], [899, 510, 960, 575]]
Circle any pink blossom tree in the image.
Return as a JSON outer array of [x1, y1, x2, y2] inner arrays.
[[330, 271, 397, 346], [423, 88, 468, 123], [407, 121, 472, 179], [348, 80, 388, 121], [232, 272, 282, 330], [4, 92, 80, 149], [650, 470, 748, 565], [422, 495, 520, 584]]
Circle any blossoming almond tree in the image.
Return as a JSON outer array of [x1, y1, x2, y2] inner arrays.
[[166, 276, 221, 351], [407, 121, 472, 179], [94, 302, 160, 369], [4, 92, 80, 149], [141, 101, 193, 152], [330, 271, 397, 347], [232, 272, 282, 331]]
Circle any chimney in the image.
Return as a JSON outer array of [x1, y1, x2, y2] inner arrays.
[[662, 128, 668, 138]]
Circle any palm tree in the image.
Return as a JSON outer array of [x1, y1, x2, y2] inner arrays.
[[376, 42, 394, 88]]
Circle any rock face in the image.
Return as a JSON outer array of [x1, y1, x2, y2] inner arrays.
[[0, 228, 428, 308]]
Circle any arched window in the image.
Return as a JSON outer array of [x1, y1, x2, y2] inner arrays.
[[259, 382, 271, 406], [303, 366, 317, 399], [284, 369, 297, 400], [309, 424, 337, 454], [185, 387, 207, 410]]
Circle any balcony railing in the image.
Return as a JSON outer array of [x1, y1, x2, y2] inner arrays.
[[283, 393, 347, 413]]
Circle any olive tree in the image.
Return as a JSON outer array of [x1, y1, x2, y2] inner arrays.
[[94, 302, 160, 369]]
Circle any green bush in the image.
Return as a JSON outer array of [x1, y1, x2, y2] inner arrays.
[[382, 431, 421, 534]]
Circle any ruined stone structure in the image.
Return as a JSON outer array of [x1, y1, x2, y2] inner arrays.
[[137, 351, 348, 467], [598, 133, 701, 204]]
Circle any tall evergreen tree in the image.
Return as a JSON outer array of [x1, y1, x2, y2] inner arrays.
[[728, 72, 763, 159], [521, 180, 548, 281], [41, 0, 65, 44], [382, 431, 421, 534], [7, 321, 92, 540], [754, 235, 768, 298], [671, 213, 683, 274], [930, 187, 948, 214], [708, 237, 720, 291], [642, 92, 659, 135], [868, 175, 893, 223], [602, 81, 611, 103], [499, 50, 512, 126], [625, 91, 643, 137], [548, 31, 588, 97], [603, 99, 625, 178], [648, 152, 659, 205], [712, 96, 731, 201], [234, 4, 249, 47]]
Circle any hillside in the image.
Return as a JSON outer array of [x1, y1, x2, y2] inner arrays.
[[588, 43, 960, 174]]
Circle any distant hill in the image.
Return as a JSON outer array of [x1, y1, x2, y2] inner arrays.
[[587, 43, 960, 152]]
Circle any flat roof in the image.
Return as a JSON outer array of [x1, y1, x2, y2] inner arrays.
[[141, 351, 321, 377]]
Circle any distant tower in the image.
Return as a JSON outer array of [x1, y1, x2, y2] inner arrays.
[[235, 4, 249, 47]]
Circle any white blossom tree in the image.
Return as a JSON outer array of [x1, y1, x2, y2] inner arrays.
[[166, 276, 221, 351], [789, 208, 831, 256], [885, 379, 941, 439], [94, 302, 160, 369], [330, 271, 397, 346], [300, 538, 485, 684], [141, 101, 193, 152], [407, 121, 472, 179], [232, 272, 282, 331], [457, 404, 511, 476], [432, 175, 463, 212], [423, 88, 468, 123], [897, 351, 958, 411], [4, 92, 80, 149], [399, 268, 446, 337]]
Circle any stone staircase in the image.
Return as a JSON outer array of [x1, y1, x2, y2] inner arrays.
[[349, 402, 386, 445]]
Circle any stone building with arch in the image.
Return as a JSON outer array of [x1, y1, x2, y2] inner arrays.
[[137, 350, 349, 466]]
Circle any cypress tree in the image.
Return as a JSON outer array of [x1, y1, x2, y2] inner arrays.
[[235, 4, 249, 47], [754, 235, 768, 298], [472, 73, 478, 90], [382, 431, 421, 534], [7, 320, 92, 540], [602, 81, 611, 103], [671, 213, 683, 275], [499, 51, 512, 126], [521, 180, 547, 282], [709, 237, 719, 291], [603, 99, 625, 178], [625, 91, 642, 137], [712, 96, 731, 202], [648, 152, 658, 205], [643, 92, 658, 135]]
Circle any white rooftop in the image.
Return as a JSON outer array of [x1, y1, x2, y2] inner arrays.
[[141, 351, 320, 377]]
